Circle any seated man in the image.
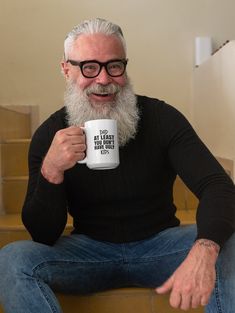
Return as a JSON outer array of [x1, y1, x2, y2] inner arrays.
[[0, 18, 234, 313]]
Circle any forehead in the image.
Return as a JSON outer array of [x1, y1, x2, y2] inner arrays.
[[69, 33, 126, 61]]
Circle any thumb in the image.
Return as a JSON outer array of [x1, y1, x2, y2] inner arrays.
[[155, 275, 174, 294]]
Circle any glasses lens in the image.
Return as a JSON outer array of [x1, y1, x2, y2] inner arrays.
[[107, 61, 125, 77], [82, 62, 100, 78]]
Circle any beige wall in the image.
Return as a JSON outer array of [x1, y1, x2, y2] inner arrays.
[[1, 0, 235, 124]]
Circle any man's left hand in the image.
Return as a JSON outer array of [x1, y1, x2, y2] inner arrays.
[[156, 239, 220, 310]]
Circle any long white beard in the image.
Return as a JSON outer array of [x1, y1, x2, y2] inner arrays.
[[65, 78, 139, 146]]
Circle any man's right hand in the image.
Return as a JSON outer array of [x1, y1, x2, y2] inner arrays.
[[41, 126, 86, 184]]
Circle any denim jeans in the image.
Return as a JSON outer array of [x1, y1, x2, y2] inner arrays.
[[0, 225, 234, 313]]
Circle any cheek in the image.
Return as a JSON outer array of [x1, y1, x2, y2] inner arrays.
[[114, 75, 127, 87], [67, 67, 94, 90], [75, 76, 94, 90]]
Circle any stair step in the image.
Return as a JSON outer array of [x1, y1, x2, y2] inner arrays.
[[1, 175, 197, 219], [0, 213, 73, 248], [0, 208, 195, 228], [0, 213, 26, 231], [0, 278, 204, 313], [0, 213, 73, 231], [1, 140, 30, 176], [56, 290, 204, 313], [176, 209, 196, 224], [0, 106, 31, 140], [0, 209, 196, 249], [174, 176, 198, 210], [0, 214, 31, 247], [2, 139, 31, 143], [173, 176, 187, 209], [2, 176, 28, 214]]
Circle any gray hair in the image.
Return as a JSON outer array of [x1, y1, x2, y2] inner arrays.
[[64, 18, 126, 60]]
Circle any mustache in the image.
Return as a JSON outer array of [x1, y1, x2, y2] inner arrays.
[[85, 83, 121, 96]]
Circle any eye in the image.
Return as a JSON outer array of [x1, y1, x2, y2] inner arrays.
[[109, 62, 123, 70], [82, 63, 99, 73]]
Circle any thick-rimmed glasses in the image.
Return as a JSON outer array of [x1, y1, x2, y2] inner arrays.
[[66, 59, 128, 78]]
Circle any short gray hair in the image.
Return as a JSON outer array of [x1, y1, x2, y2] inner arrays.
[[64, 18, 126, 60]]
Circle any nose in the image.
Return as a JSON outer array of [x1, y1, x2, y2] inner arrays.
[[95, 66, 112, 85]]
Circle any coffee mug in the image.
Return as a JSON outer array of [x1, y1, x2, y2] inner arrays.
[[78, 119, 119, 170]]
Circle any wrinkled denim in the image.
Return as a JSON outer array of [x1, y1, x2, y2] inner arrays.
[[0, 225, 234, 313]]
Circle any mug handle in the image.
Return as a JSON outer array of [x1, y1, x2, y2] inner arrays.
[[78, 126, 87, 164]]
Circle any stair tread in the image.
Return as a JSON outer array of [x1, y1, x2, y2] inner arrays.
[[176, 209, 196, 224], [1, 138, 31, 143], [0, 213, 73, 231], [2, 176, 28, 181], [0, 106, 30, 114], [0, 214, 25, 230]]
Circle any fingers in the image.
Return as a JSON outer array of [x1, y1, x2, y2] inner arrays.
[[191, 293, 202, 309], [156, 273, 212, 310], [61, 126, 86, 161], [156, 242, 216, 310], [63, 126, 84, 136], [169, 288, 182, 309], [55, 126, 85, 145], [55, 127, 86, 151], [200, 294, 210, 307], [46, 126, 87, 171], [42, 126, 86, 183], [169, 289, 208, 310], [156, 276, 173, 294]]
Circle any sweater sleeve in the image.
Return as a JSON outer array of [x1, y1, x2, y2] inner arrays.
[[159, 102, 235, 247], [21, 111, 68, 245]]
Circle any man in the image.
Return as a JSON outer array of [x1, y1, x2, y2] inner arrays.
[[0, 18, 234, 313]]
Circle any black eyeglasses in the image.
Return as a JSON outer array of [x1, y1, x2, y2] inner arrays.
[[66, 59, 128, 78]]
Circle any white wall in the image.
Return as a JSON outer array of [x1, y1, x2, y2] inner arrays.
[[193, 41, 235, 168], [1, 0, 235, 124]]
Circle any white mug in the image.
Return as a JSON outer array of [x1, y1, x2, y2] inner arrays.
[[79, 119, 119, 170]]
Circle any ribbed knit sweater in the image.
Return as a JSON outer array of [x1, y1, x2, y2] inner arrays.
[[22, 95, 235, 247]]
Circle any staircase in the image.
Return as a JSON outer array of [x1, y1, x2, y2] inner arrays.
[[0, 107, 31, 247], [0, 105, 203, 312]]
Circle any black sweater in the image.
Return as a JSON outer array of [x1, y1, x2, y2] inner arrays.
[[22, 95, 235, 247]]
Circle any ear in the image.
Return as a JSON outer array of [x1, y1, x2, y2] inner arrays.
[[61, 61, 70, 78]]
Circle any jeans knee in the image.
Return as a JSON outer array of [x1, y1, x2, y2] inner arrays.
[[0, 240, 42, 280], [0, 241, 27, 273]]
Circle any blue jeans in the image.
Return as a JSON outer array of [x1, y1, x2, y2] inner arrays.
[[0, 225, 234, 313]]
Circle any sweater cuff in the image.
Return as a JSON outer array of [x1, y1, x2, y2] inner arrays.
[[196, 219, 234, 248]]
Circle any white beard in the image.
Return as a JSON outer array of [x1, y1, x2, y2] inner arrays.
[[64, 78, 139, 146]]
